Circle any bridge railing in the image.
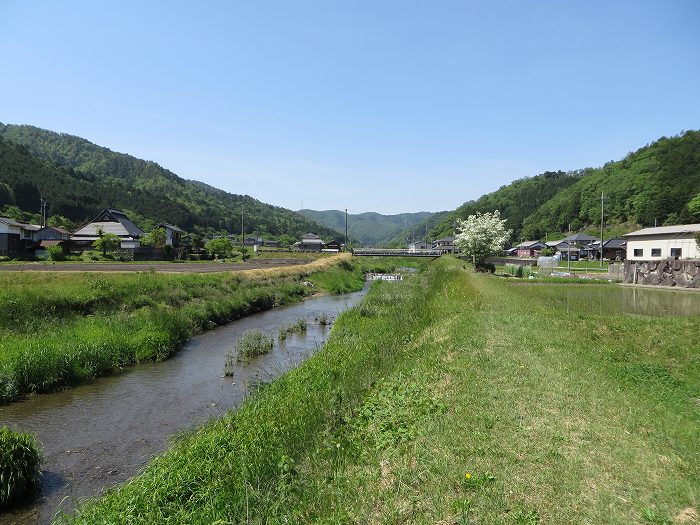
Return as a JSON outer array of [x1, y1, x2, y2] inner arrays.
[[352, 249, 442, 257]]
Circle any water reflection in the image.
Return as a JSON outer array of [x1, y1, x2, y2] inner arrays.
[[517, 284, 700, 317]]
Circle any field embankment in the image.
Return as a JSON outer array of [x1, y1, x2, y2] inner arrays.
[[63, 257, 699, 524], [0, 255, 401, 403]]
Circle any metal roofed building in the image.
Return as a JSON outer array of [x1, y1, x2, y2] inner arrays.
[[624, 224, 700, 261], [72, 208, 145, 249]]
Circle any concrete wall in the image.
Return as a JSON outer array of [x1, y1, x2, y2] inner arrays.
[[626, 234, 700, 261], [623, 258, 700, 288]]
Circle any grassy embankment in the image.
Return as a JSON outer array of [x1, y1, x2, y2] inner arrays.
[[0, 255, 403, 403], [63, 257, 698, 524]]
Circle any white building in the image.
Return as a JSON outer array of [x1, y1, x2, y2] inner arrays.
[[624, 224, 700, 261]]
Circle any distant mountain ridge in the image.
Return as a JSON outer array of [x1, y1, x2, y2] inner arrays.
[[390, 130, 700, 245], [0, 123, 341, 240], [298, 209, 435, 246]]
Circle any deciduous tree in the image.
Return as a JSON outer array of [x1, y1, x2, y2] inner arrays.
[[454, 210, 512, 265]]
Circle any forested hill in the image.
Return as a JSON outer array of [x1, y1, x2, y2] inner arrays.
[[420, 130, 700, 243], [0, 123, 340, 240], [298, 209, 434, 246], [520, 131, 700, 239], [428, 171, 584, 241], [386, 211, 449, 247]]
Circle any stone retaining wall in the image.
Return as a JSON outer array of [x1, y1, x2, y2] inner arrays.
[[623, 258, 700, 288]]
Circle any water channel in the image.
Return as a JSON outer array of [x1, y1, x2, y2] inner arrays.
[[0, 286, 368, 524]]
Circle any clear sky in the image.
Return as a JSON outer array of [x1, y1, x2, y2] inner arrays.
[[1, 1, 699, 214]]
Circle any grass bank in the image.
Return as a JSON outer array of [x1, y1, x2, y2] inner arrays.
[[64, 257, 699, 524], [0, 255, 398, 403]]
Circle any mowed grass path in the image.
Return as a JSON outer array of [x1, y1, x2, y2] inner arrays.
[[64, 258, 699, 524]]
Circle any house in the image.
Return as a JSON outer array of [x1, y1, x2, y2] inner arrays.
[[624, 224, 700, 261], [72, 208, 145, 249], [0, 216, 41, 257], [243, 236, 263, 247], [297, 233, 324, 252], [323, 240, 342, 252], [561, 232, 600, 244], [263, 239, 280, 247], [408, 240, 428, 252], [589, 238, 627, 261], [32, 226, 72, 256], [432, 236, 455, 254], [515, 240, 546, 258], [157, 223, 184, 247]]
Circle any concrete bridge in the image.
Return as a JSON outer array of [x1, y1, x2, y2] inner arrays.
[[352, 249, 442, 257]]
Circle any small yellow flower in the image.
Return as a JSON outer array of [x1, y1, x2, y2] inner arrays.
[[465, 473, 472, 480]]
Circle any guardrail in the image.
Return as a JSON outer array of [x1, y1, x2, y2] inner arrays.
[[352, 249, 442, 257]]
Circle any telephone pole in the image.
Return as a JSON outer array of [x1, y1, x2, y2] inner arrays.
[[344, 208, 348, 251], [240, 206, 244, 245], [600, 191, 604, 268]]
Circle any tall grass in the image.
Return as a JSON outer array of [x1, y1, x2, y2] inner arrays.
[[61, 257, 700, 524], [0, 256, 375, 403], [60, 258, 439, 523], [0, 427, 42, 507]]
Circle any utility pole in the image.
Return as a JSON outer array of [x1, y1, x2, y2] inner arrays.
[[344, 207, 348, 252], [600, 191, 604, 268], [241, 206, 244, 245], [39, 196, 47, 227], [567, 223, 571, 274]]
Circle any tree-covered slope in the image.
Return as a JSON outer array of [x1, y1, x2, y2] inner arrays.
[[429, 171, 584, 241], [521, 131, 700, 239], [298, 209, 434, 246], [386, 211, 450, 247], [0, 123, 340, 239]]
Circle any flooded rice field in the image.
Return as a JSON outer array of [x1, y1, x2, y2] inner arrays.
[[515, 283, 700, 317], [0, 287, 367, 524]]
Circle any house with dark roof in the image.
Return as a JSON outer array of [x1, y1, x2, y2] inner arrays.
[[0, 216, 41, 257], [589, 238, 627, 261], [157, 223, 184, 247], [72, 209, 145, 249], [297, 233, 324, 252], [32, 226, 72, 256], [432, 236, 455, 254], [624, 224, 700, 261], [515, 240, 546, 258]]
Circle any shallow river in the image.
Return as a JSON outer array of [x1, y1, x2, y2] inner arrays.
[[0, 287, 367, 524]]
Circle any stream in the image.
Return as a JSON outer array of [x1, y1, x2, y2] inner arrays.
[[0, 286, 368, 524]]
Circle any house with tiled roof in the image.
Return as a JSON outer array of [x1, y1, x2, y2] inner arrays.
[[72, 209, 145, 249]]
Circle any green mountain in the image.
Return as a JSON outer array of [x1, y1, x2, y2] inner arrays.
[[386, 211, 450, 247], [421, 130, 700, 243], [298, 209, 435, 246], [426, 171, 584, 241], [520, 131, 700, 239], [0, 123, 341, 241]]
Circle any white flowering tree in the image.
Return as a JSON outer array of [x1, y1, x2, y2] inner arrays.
[[454, 210, 512, 266]]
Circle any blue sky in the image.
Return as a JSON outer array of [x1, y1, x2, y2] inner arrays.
[[1, 1, 699, 214]]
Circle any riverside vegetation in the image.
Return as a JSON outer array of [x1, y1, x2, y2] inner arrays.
[[0, 255, 403, 403], [0, 427, 42, 507], [61, 257, 699, 524]]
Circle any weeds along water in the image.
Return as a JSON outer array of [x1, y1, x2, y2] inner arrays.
[[59, 258, 435, 523], [60, 257, 700, 524], [0, 256, 408, 404]]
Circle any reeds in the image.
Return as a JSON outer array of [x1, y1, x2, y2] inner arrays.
[[0, 427, 42, 507]]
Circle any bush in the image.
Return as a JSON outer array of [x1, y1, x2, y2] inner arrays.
[[475, 262, 496, 273], [0, 427, 42, 506], [46, 245, 66, 261], [0, 256, 10, 262]]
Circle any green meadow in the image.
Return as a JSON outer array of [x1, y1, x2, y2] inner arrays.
[[0, 256, 402, 403], [61, 257, 699, 524]]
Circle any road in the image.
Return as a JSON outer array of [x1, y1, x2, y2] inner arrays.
[[0, 258, 312, 273]]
